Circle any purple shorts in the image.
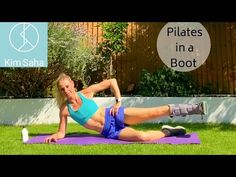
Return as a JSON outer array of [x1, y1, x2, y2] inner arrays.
[[101, 106, 126, 139]]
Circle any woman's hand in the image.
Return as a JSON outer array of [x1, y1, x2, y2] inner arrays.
[[110, 102, 121, 116], [44, 133, 58, 143]]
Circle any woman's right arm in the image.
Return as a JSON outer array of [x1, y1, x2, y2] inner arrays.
[[45, 105, 68, 143]]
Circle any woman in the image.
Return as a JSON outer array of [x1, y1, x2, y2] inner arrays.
[[45, 73, 207, 143]]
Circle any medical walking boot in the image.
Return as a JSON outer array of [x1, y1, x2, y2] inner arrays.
[[168, 101, 207, 118]]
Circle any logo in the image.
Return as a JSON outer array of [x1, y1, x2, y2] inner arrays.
[[9, 23, 39, 53], [0, 22, 48, 67], [157, 22, 211, 72]]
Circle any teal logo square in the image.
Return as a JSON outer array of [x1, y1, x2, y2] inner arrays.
[[0, 22, 48, 67]]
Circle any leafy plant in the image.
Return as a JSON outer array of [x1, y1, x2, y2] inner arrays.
[[96, 22, 128, 78], [135, 66, 199, 96]]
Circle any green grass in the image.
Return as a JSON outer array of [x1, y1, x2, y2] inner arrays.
[[1, 123, 236, 155]]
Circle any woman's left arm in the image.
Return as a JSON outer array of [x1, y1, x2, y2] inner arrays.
[[82, 79, 122, 116], [82, 78, 121, 99], [108, 79, 122, 116]]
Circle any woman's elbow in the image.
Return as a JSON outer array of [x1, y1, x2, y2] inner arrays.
[[110, 78, 117, 83], [99, 78, 117, 90]]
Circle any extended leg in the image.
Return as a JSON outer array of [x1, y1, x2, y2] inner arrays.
[[118, 126, 187, 141], [123, 101, 207, 125], [124, 106, 170, 125], [118, 127, 166, 141]]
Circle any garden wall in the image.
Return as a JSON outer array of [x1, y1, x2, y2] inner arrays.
[[0, 97, 235, 125]]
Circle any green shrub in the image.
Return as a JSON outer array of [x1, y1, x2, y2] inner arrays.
[[96, 22, 128, 78], [135, 66, 198, 96]]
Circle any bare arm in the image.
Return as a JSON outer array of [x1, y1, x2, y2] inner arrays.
[[82, 78, 121, 99], [82, 78, 122, 116], [45, 105, 68, 143]]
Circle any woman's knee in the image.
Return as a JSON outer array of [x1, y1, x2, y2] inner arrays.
[[136, 132, 151, 141]]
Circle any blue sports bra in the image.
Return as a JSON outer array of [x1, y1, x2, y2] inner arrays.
[[66, 92, 99, 125]]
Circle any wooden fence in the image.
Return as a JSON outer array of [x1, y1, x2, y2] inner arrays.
[[75, 22, 236, 95], [54, 22, 236, 95]]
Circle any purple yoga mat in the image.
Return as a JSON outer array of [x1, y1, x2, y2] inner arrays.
[[26, 133, 200, 145]]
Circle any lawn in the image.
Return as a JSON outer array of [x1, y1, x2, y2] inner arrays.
[[1, 123, 236, 155]]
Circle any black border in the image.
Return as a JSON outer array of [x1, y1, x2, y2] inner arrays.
[[2, 155, 236, 167], [1, 2, 236, 22]]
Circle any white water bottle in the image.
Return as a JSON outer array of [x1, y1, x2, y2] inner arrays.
[[22, 126, 29, 143]]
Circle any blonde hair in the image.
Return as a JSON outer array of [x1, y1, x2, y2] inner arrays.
[[53, 73, 73, 108]]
